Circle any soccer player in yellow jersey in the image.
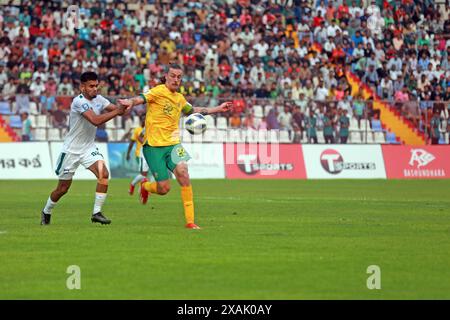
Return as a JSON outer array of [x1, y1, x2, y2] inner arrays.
[[126, 114, 150, 195], [118, 63, 232, 229]]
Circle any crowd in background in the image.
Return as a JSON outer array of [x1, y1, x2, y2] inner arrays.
[[0, 0, 449, 143]]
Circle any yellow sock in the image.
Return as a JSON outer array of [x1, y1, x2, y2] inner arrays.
[[143, 181, 158, 193], [181, 185, 194, 224]]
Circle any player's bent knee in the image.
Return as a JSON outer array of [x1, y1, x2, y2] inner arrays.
[[97, 167, 109, 185], [159, 187, 170, 195], [179, 168, 189, 178], [182, 171, 190, 181], [176, 163, 188, 173], [98, 177, 109, 185], [178, 171, 191, 186], [157, 183, 170, 195], [175, 164, 190, 184], [95, 161, 109, 182]]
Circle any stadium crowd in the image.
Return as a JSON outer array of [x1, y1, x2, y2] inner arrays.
[[0, 0, 449, 143]]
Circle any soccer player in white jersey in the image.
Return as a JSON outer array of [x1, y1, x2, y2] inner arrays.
[[40, 72, 125, 225]]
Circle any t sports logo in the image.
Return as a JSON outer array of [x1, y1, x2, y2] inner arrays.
[[225, 144, 306, 179], [320, 149, 376, 174], [320, 149, 344, 174], [237, 154, 293, 175]]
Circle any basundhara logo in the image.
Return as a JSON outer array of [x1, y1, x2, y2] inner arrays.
[[403, 148, 444, 177], [409, 149, 435, 168]]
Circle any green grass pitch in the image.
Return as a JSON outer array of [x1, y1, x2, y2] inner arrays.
[[0, 179, 449, 299]]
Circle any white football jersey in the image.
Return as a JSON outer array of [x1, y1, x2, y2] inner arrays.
[[62, 94, 111, 154]]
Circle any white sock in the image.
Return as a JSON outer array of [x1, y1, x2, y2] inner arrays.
[[43, 197, 56, 215], [131, 174, 145, 186], [93, 193, 107, 215]]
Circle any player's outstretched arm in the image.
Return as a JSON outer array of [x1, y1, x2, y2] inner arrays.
[[104, 103, 121, 113], [190, 102, 233, 115], [82, 104, 125, 127], [117, 96, 145, 113]]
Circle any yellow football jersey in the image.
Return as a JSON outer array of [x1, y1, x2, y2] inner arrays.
[[140, 84, 192, 147], [131, 126, 144, 157]]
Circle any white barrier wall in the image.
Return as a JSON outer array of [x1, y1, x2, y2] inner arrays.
[[302, 145, 387, 179], [0, 142, 53, 179], [183, 143, 225, 179], [0, 142, 110, 180], [3, 142, 450, 180]]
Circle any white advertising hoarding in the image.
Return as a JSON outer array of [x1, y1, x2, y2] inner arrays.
[[49, 142, 110, 180], [302, 145, 387, 179], [183, 143, 225, 179], [0, 142, 53, 179]]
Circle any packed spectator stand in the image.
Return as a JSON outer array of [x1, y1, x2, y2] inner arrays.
[[0, 0, 449, 144]]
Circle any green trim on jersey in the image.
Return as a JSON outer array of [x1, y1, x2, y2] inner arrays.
[[182, 103, 193, 115], [140, 93, 147, 103], [55, 153, 66, 175]]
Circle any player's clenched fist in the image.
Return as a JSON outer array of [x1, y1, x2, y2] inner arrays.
[[116, 103, 126, 115], [118, 98, 132, 108], [118, 98, 137, 114], [220, 102, 233, 112]]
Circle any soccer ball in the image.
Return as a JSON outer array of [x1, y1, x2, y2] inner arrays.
[[185, 113, 207, 135]]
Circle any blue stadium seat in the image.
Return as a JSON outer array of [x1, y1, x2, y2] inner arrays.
[[371, 119, 382, 132], [96, 128, 108, 141], [0, 102, 11, 115], [9, 115, 22, 128], [386, 132, 399, 144]]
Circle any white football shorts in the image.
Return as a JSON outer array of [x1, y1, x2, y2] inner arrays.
[[55, 146, 105, 180]]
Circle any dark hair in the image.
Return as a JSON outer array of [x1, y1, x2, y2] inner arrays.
[[80, 72, 98, 83]]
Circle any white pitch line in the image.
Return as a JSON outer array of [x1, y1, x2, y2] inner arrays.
[[199, 196, 450, 204]]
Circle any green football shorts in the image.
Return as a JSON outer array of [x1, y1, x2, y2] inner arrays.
[[142, 143, 191, 181]]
